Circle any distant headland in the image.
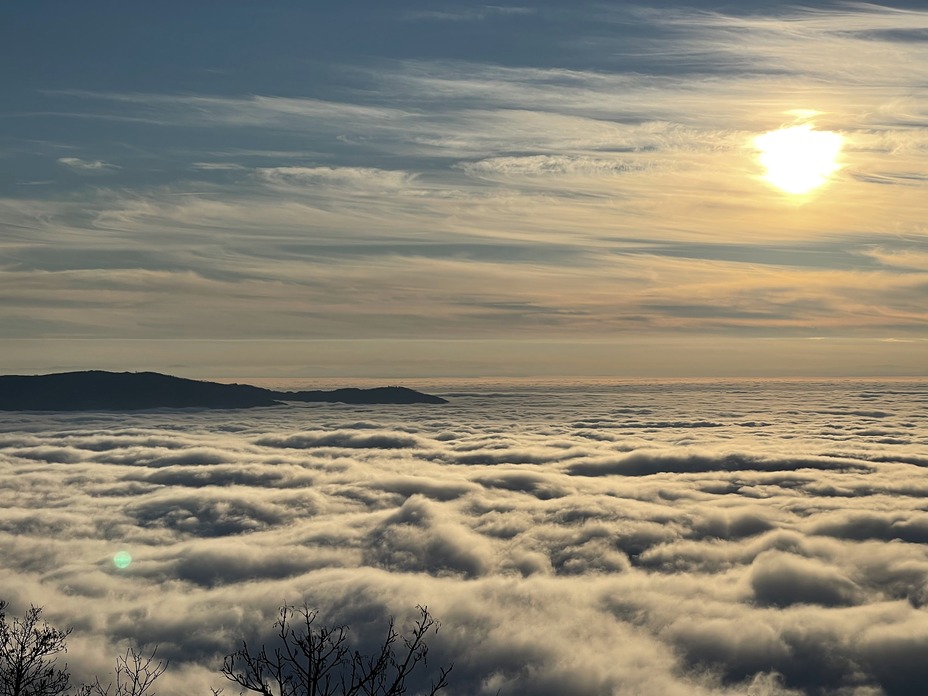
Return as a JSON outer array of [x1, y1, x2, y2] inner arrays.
[[0, 371, 448, 411]]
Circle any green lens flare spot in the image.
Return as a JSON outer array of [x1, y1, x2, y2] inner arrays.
[[113, 551, 132, 569]]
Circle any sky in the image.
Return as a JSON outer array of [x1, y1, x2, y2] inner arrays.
[[2, 0, 927, 378]]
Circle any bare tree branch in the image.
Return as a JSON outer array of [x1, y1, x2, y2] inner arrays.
[[80, 647, 167, 696], [0, 603, 71, 696], [218, 604, 451, 696]]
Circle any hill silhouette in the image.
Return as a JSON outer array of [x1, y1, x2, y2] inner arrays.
[[0, 371, 448, 411]]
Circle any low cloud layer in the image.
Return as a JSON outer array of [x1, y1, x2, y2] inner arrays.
[[1, 380, 927, 694]]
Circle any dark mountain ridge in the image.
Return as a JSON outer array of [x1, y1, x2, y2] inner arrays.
[[0, 371, 448, 411]]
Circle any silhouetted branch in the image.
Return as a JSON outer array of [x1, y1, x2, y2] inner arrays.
[[219, 604, 451, 696], [0, 602, 71, 696], [79, 647, 167, 696], [0, 599, 449, 696]]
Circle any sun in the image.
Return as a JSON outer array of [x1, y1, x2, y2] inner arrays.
[[754, 124, 843, 195]]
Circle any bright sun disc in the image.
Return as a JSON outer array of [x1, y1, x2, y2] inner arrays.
[[754, 124, 842, 195]]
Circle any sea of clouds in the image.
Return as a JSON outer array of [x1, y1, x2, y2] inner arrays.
[[1, 379, 928, 695]]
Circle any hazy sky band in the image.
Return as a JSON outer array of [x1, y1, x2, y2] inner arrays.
[[2, 1, 927, 376]]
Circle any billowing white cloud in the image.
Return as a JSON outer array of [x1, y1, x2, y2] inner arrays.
[[2, 381, 928, 694]]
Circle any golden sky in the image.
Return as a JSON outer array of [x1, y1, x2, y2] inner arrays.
[[2, 2, 927, 377]]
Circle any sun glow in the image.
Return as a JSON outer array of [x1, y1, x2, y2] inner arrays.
[[754, 124, 843, 195]]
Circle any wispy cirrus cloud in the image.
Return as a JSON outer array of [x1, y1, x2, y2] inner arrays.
[[255, 166, 418, 192], [2, 2, 927, 375], [457, 154, 652, 180], [57, 156, 119, 172], [404, 5, 535, 22]]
